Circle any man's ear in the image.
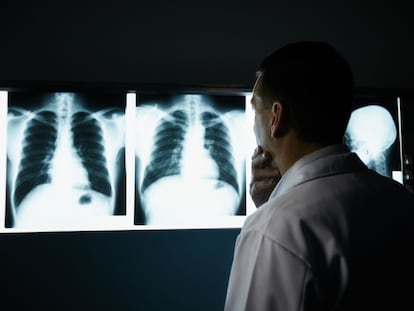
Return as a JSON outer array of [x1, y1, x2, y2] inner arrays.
[[270, 102, 288, 138]]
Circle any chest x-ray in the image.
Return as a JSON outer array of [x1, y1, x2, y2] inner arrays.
[[344, 99, 400, 178], [5, 92, 126, 229], [135, 94, 246, 227]]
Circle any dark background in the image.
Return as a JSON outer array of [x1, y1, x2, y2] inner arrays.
[[1, 0, 413, 310]]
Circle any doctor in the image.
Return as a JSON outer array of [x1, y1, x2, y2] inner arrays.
[[225, 42, 414, 310]]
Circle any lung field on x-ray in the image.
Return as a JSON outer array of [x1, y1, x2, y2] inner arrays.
[[344, 103, 399, 177], [135, 94, 246, 226], [141, 109, 189, 193], [200, 111, 240, 194], [13, 110, 58, 208], [5, 92, 126, 229], [71, 111, 113, 198]]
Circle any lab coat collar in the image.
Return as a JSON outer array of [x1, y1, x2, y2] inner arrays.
[[268, 144, 367, 201]]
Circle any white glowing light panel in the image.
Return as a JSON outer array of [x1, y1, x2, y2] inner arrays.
[[0, 91, 255, 232], [1, 92, 127, 232], [135, 94, 250, 229], [344, 97, 402, 179]]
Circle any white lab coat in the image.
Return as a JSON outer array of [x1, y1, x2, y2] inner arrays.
[[225, 145, 414, 311]]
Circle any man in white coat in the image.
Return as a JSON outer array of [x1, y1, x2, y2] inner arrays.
[[225, 42, 414, 311]]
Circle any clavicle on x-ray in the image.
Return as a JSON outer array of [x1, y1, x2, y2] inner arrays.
[[6, 92, 125, 229], [344, 104, 397, 177], [135, 94, 246, 226]]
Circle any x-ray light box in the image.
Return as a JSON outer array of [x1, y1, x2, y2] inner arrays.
[[0, 89, 405, 233], [0, 90, 256, 233]]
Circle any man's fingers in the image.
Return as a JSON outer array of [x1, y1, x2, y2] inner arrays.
[[251, 145, 264, 160], [252, 151, 272, 169], [251, 168, 280, 182], [250, 178, 276, 191], [249, 179, 277, 207]]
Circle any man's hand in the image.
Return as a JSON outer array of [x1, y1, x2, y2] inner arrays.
[[249, 146, 281, 208]]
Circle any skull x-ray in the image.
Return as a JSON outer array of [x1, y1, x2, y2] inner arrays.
[[5, 92, 126, 229], [135, 94, 246, 226], [344, 99, 400, 178]]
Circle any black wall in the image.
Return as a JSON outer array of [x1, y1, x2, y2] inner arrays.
[[1, 0, 414, 88], [0, 229, 239, 310], [1, 1, 413, 310]]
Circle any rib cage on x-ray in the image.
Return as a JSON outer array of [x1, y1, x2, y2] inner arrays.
[[200, 111, 239, 194], [13, 110, 58, 208], [136, 94, 245, 225], [6, 92, 126, 228], [141, 110, 189, 193], [141, 106, 240, 196], [71, 111, 112, 197]]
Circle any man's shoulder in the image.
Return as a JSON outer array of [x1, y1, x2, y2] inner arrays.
[[242, 170, 414, 262], [241, 193, 323, 258]]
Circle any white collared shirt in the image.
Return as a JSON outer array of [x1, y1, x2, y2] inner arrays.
[[269, 144, 348, 201], [225, 145, 414, 311]]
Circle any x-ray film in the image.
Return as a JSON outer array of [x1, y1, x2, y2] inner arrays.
[[0, 90, 251, 232], [344, 96, 402, 179], [0, 89, 406, 233], [135, 94, 247, 228], [4, 92, 126, 231]]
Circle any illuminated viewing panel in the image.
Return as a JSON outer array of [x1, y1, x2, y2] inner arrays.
[[344, 96, 402, 180], [0, 89, 406, 233], [2, 92, 127, 231], [0, 90, 254, 232], [135, 94, 248, 228]]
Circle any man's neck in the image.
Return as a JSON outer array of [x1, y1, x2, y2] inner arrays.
[[273, 132, 328, 176]]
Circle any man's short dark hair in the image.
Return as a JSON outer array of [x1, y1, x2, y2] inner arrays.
[[258, 41, 354, 145]]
